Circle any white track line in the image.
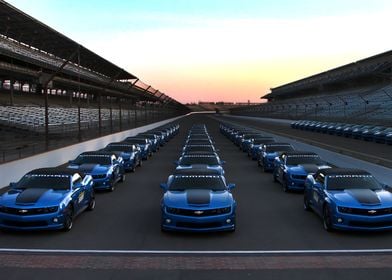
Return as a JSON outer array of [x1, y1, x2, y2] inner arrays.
[[1, 248, 392, 254]]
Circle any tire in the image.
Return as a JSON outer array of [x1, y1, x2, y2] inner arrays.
[[120, 174, 125, 182], [323, 205, 333, 232], [303, 195, 311, 211], [87, 194, 96, 211], [273, 171, 278, 182], [109, 181, 115, 192], [62, 206, 74, 232], [138, 158, 142, 167], [282, 178, 289, 192], [131, 165, 136, 173]]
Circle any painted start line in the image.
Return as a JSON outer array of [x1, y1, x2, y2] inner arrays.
[[1, 248, 392, 270]]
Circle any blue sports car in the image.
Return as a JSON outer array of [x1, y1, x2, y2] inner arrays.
[[123, 137, 152, 160], [175, 154, 225, 175], [248, 137, 276, 160], [258, 143, 294, 172], [102, 142, 142, 172], [68, 151, 125, 191], [273, 151, 332, 192], [304, 168, 392, 231], [0, 168, 95, 231], [160, 174, 236, 232]]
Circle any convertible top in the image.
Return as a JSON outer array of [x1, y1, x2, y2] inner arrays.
[[319, 168, 371, 176], [28, 168, 85, 177], [174, 166, 221, 176]]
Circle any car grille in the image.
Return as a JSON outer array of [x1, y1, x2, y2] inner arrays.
[[176, 222, 222, 229], [338, 207, 392, 216], [167, 207, 231, 217], [349, 221, 392, 228], [0, 206, 59, 216], [92, 174, 106, 179], [3, 220, 49, 227], [291, 174, 307, 180]]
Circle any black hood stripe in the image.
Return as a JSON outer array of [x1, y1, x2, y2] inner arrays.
[[78, 164, 99, 173], [301, 164, 322, 174], [16, 188, 48, 204], [186, 189, 211, 205], [346, 189, 381, 205]]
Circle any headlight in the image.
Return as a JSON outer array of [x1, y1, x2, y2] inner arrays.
[[337, 206, 353, 214]]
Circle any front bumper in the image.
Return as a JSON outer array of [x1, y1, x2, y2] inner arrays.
[[331, 211, 392, 231], [0, 211, 65, 231], [161, 208, 236, 232]]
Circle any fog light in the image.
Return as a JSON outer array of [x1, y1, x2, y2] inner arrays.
[[337, 218, 343, 223], [165, 219, 171, 224], [226, 219, 231, 224], [53, 218, 58, 223]]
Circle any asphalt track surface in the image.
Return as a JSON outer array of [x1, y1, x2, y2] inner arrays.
[[1, 113, 392, 279]]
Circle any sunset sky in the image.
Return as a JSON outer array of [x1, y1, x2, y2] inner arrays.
[[7, 0, 392, 103]]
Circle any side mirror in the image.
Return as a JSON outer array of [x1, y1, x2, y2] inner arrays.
[[220, 160, 226, 165], [160, 183, 168, 191], [68, 160, 74, 164], [9, 182, 17, 188], [227, 183, 236, 190], [383, 184, 392, 191], [173, 160, 179, 165]]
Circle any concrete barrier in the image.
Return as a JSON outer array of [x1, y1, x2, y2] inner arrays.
[[0, 115, 184, 188]]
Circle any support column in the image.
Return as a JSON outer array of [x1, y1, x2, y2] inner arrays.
[[119, 98, 122, 131], [10, 78, 14, 105], [44, 86, 49, 150], [98, 93, 102, 136]]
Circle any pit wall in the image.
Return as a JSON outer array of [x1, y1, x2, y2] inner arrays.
[[0, 115, 186, 188]]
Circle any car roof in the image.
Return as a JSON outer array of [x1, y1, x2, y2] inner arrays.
[[79, 151, 115, 157], [28, 168, 84, 177], [319, 168, 371, 176], [174, 167, 221, 175], [283, 151, 319, 157]]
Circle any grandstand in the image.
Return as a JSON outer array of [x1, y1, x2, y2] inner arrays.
[[231, 51, 392, 126], [0, 0, 190, 162]]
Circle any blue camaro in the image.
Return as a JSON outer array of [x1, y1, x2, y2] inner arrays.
[[68, 151, 125, 191], [102, 142, 142, 172], [0, 168, 95, 231], [258, 143, 294, 172], [304, 168, 392, 231], [160, 174, 236, 232], [273, 151, 332, 192], [175, 154, 225, 175]]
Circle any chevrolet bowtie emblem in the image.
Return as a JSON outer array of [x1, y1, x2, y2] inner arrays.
[[194, 210, 204, 215], [19, 209, 28, 213], [368, 210, 377, 214]]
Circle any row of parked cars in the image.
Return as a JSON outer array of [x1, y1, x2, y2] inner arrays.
[[220, 122, 392, 232], [0, 123, 180, 232], [160, 124, 236, 232], [291, 120, 392, 144]]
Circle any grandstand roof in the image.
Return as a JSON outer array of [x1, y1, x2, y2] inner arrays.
[[0, 0, 136, 80], [264, 50, 392, 100]]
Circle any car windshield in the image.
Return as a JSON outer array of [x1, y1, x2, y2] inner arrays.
[[266, 146, 293, 153], [16, 175, 70, 190], [253, 139, 274, 145], [286, 156, 324, 165], [184, 146, 214, 152], [73, 155, 112, 165], [126, 139, 146, 145], [327, 175, 382, 191], [186, 140, 211, 145], [106, 145, 131, 152], [169, 176, 226, 191], [179, 156, 220, 165]]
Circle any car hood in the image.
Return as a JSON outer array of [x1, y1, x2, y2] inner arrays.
[[330, 189, 392, 206], [164, 189, 232, 208], [289, 164, 330, 174], [0, 188, 68, 207], [68, 163, 109, 174]]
